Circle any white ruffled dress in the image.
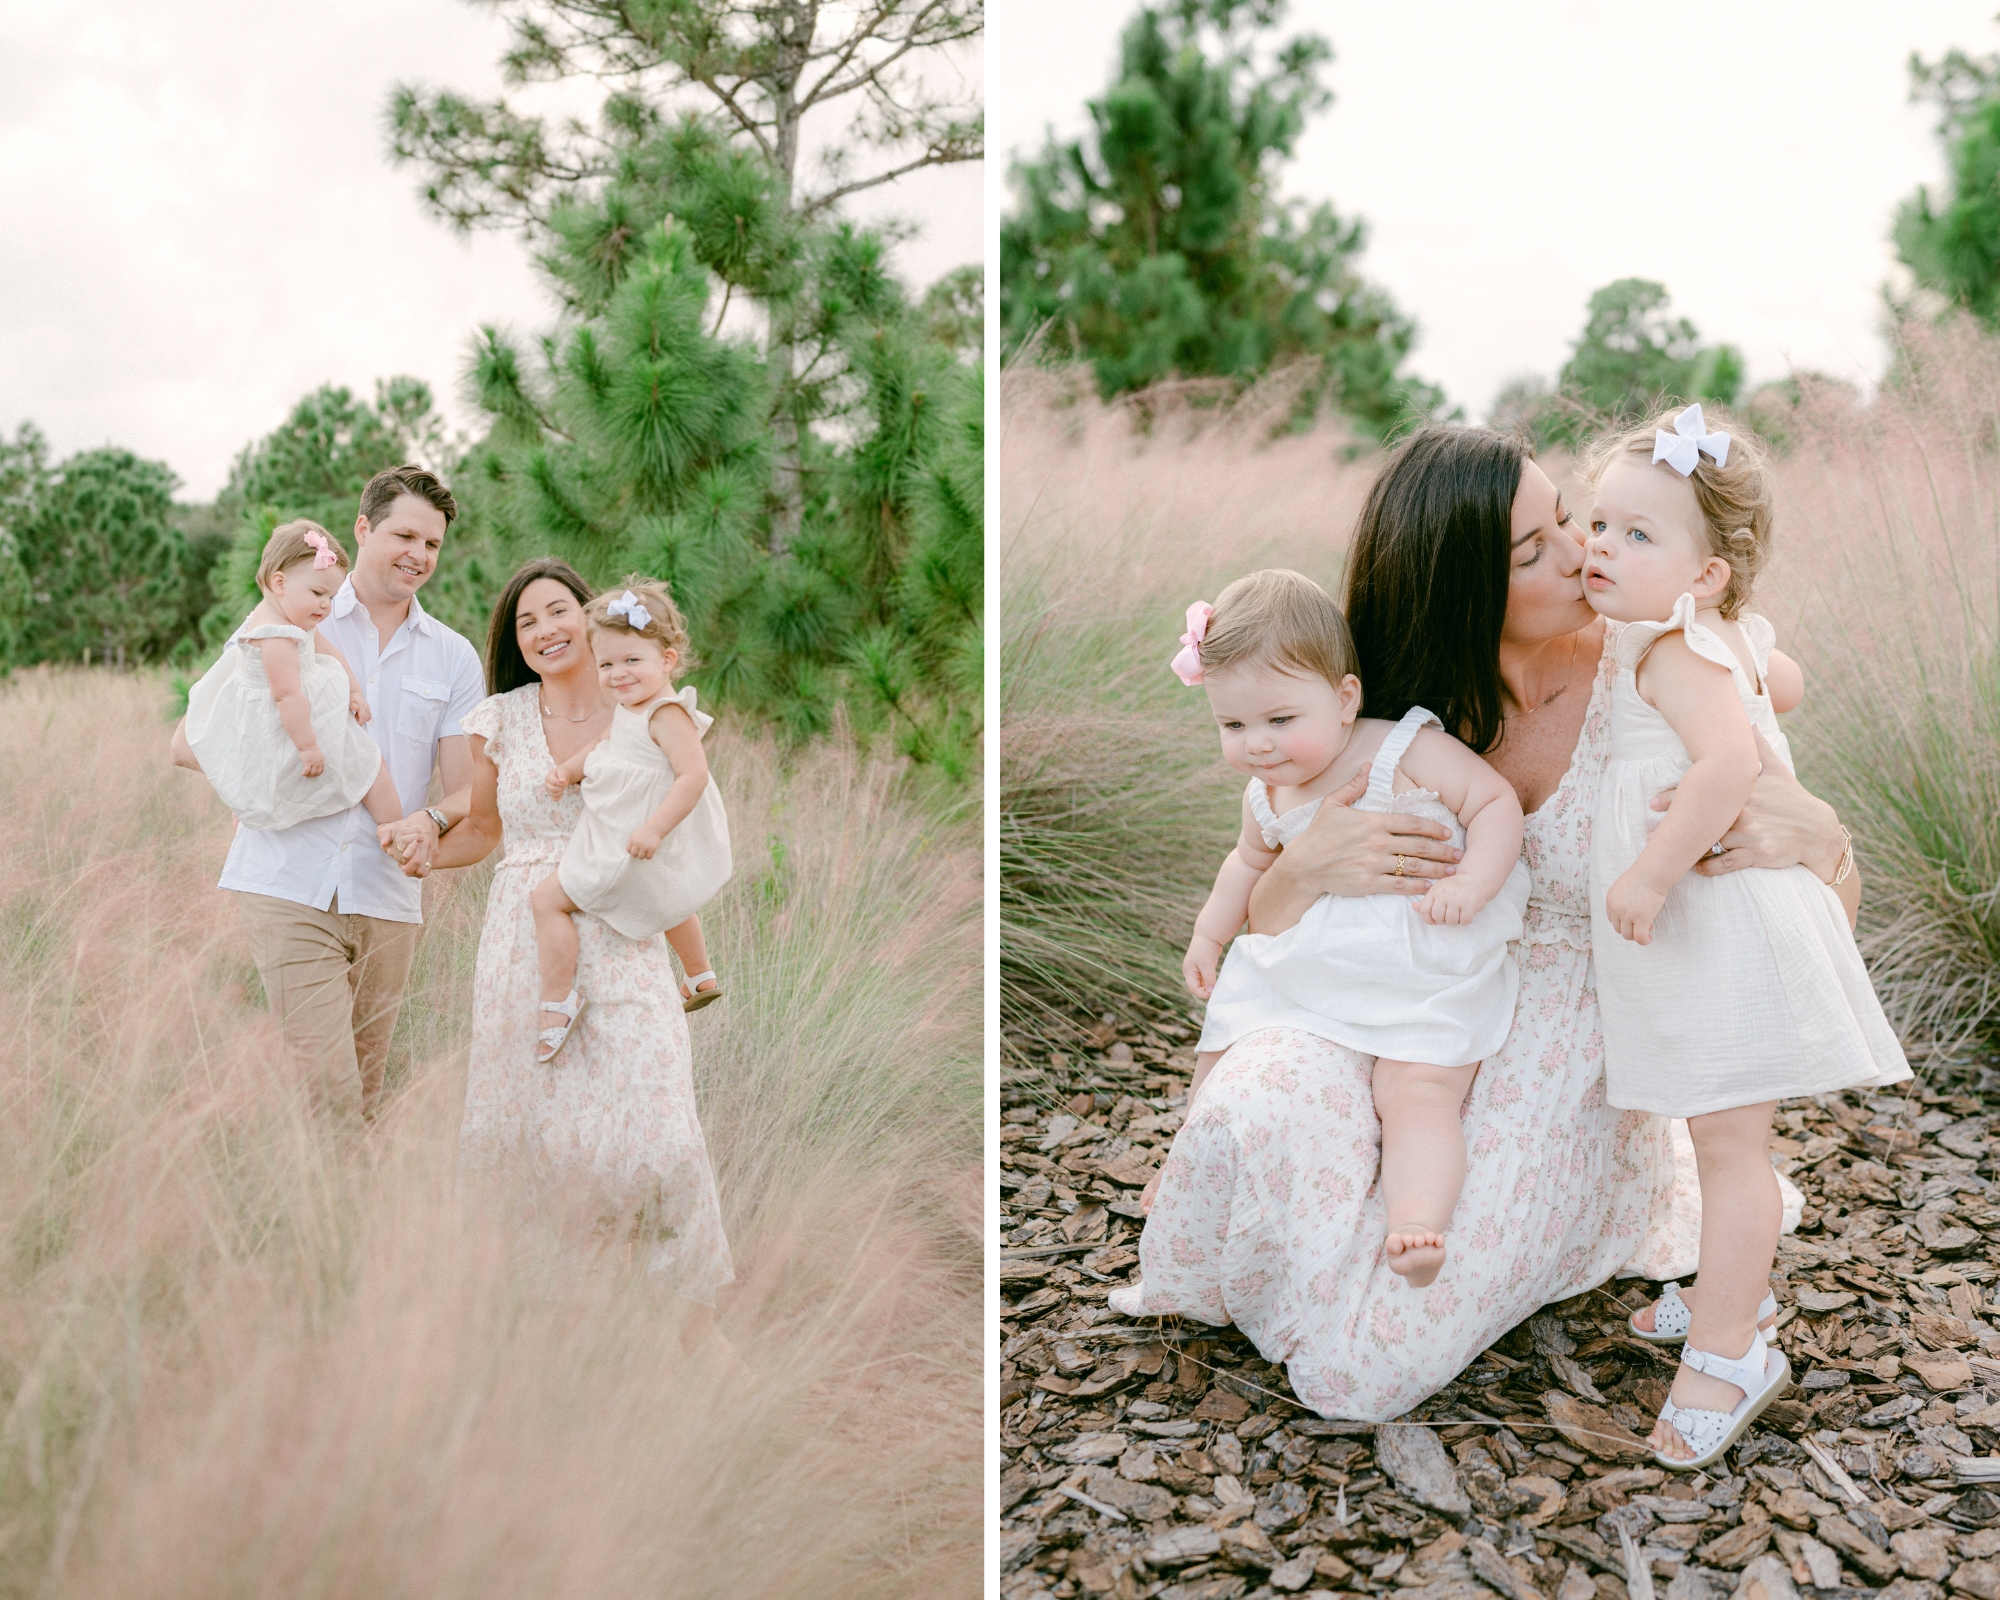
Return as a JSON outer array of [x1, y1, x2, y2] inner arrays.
[[1197, 706, 1532, 1067], [556, 685, 732, 940], [184, 620, 383, 832], [1590, 594, 1909, 1116]]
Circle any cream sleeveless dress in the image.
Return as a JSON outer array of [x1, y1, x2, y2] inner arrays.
[[1590, 593, 1908, 1116], [556, 685, 732, 940], [184, 620, 383, 832], [1197, 706, 1532, 1067]]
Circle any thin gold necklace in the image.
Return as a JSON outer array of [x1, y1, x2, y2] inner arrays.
[[540, 694, 594, 723], [1506, 632, 1579, 719]]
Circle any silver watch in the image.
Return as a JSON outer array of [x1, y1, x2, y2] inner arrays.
[[426, 806, 453, 836]]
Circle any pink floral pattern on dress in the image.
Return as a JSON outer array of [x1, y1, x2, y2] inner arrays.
[[458, 687, 733, 1305], [1110, 636, 1702, 1419]]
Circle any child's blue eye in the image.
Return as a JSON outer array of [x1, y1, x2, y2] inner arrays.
[[1270, 716, 1293, 725], [1630, 528, 1650, 544]]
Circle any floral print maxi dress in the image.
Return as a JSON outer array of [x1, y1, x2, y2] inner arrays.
[[1110, 639, 1704, 1419], [458, 686, 734, 1305]]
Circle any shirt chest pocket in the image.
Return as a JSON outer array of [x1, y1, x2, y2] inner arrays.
[[398, 678, 450, 748]]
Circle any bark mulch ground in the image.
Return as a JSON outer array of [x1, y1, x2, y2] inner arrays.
[[1001, 1008, 2000, 1600]]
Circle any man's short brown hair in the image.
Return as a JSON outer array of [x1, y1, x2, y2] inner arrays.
[[359, 464, 458, 530]]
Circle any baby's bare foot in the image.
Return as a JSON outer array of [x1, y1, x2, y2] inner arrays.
[[1385, 1227, 1447, 1287]]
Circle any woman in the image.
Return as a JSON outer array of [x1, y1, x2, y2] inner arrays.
[[1113, 429, 1850, 1419], [400, 558, 734, 1323]]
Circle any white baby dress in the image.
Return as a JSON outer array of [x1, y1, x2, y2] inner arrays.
[[1198, 706, 1532, 1067], [184, 621, 383, 832], [557, 685, 732, 940], [1590, 594, 1908, 1116]]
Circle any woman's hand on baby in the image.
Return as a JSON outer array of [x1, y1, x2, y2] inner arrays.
[[543, 766, 572, 800], [1606, 869, 1665, 944], [299, 745, 325, 778], [1273, 769, 1459, 902], [627, 826, 664, 859], [1415, 876, 1487, 926], [1181, 935, 1224, 1000], [348, 688, 372, 725]]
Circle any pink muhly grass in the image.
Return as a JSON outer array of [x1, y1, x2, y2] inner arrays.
[[0, 668, 979, 1598]]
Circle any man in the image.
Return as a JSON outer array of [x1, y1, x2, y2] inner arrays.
[[173, 464, 485, 1123]]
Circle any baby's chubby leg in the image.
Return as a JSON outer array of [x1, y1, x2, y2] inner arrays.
[[1373, 1058, 1478, 1288], [665, 916, 717, 995], [530, 872, 584, 1019]]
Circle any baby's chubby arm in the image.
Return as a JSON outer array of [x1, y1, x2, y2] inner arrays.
[[543, 736, 606, 798], [1183, 796, 1280, 998], [1611, 634, 1761, 944], [313, 630, 372, 724], [1396, 729, 1524, 927], [249, 635, 325, 774], [627, 703, 709, 858], [1765, 648, 1804, 715]]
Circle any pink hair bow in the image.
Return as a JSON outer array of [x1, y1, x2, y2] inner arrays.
[[303, 528, 339, 570], [1170, 601, 1213, 686]]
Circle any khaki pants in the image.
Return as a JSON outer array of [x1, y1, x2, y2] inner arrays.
[[235, 892, 420, 1124]]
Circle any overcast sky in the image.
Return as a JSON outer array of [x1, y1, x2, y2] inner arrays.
[[2, 0, 982, 499], [990, 0, 1997, 420]]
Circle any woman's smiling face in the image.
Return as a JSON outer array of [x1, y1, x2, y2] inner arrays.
[[1504, 459, 1594, 647], [514, 577, 591, 680]]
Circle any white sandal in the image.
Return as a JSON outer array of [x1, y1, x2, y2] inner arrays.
[[536, 990, 587, 1063], [1653, 1327, 1790, 1472], [1631, 1281, 1778, 1345], [681, 970, 723, 1013]]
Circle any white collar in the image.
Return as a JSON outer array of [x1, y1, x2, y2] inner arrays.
[[332, 576, 432, 636]]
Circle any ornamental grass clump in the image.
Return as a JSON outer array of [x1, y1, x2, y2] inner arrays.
[[0, 668, 979, 1598]]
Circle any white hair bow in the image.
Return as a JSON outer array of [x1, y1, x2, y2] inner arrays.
[[1652, 403, 1730, 476], [607, 590, 652, 631]]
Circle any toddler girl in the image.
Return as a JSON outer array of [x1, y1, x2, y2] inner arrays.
[[530, 578, 732, 1063], [1175, 569, 1531, 1287], [1583, 403, 1908, 1469], [184, 520, 402, 832]]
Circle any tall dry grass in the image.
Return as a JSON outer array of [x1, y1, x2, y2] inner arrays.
[[999, 372, 1379, 1039], [1001, 325, 2000, 1060], [0, 669, 980, 1598]]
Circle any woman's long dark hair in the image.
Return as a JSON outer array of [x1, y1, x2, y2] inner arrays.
[[484, 557, 594, 694], [1342, 427, 1528, 756]]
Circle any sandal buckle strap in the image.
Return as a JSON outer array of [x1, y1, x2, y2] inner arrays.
[[1681, 1328, 1770, 1393]]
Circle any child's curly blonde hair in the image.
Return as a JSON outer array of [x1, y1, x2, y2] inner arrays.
[[1585, 406, 1777, 619], [584, 575, 697, 669]]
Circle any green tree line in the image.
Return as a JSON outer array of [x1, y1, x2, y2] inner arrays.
[[0, 1, 984, 783]]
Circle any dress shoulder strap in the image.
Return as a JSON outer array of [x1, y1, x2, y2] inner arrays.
[[1245, 777, 1279, 834], [633, 684, 715, 739], [1737, 613, 1777, 688], [238, 623, 311, 647], [1364, 706, 1442, 806]]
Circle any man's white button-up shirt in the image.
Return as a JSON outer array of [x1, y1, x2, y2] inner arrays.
[[217, 579, 486, 923]]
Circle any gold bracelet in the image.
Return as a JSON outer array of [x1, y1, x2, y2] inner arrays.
[[1828, 825, 1854, 888]]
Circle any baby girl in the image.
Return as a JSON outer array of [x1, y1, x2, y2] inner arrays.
[[183, 520, 401, 833], [1583, 403, 1907, 1468], [529, 578, 732, 1063], [1175, 568, 1530, 1286]]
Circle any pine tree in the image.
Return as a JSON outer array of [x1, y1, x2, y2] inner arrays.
[[1000, 0, 1443, 438], [16, 448, 194, 668], [1894, 39, 2000, 323], [0, 423, 46, 669], [1494, 280, 1742, 446], [466, 200, 981, 767], [387, 0, 983, 552], [200, 379, 462, 643]]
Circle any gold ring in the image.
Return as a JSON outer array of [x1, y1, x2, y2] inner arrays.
[[1392, 854, 1408, 877]]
